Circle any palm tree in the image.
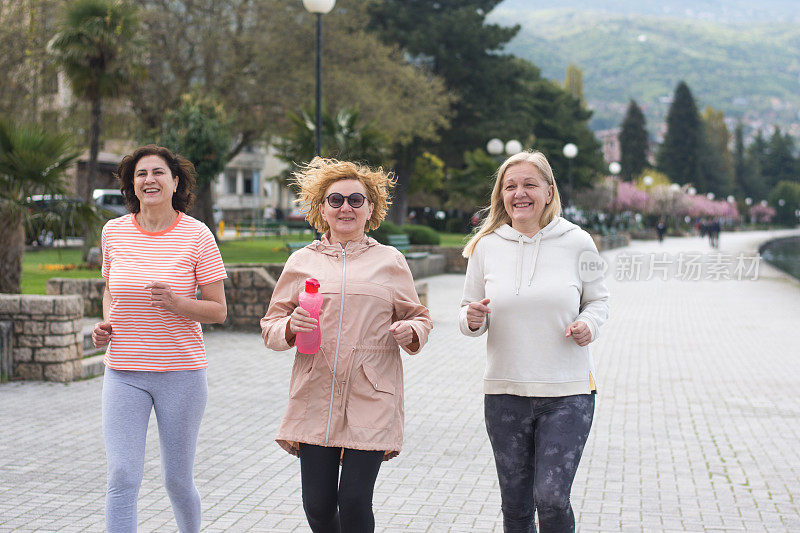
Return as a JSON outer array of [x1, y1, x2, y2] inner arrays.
[[276, 106, 389, 182], [48, 0, 141, 209], [0, 119, 79, 294]]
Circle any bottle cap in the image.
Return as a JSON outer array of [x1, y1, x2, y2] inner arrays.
[[305, 278, 320, 293]]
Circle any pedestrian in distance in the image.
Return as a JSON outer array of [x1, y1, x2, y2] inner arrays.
[[708, 218, 721, 248], [91, 145, 228, 533], [656, 218, 667, 243], [261, 157, 433, 533], [459, 150, 609, 533]]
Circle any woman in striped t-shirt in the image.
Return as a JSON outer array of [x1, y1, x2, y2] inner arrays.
[[92, 145, 227, 533]]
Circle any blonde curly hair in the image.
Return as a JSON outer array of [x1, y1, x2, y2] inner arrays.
[[293, 157, 395, 233]]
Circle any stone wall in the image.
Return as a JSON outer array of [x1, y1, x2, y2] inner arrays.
[[222, 265, 428, 330], [0, 294, 84, 382], [223, 267, 276, 331], [409, 246, 467, 274], [45, 264, 431, 334], [47, 278, 106, 317]]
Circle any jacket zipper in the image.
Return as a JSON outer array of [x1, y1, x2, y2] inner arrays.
[[325, 243, 347, 444]]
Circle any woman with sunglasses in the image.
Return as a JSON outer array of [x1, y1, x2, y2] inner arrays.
[[261, 157, 432, 533]]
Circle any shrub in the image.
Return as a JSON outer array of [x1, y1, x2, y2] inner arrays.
[[403, 224, 441, 245], [368, 220, 403, 244]]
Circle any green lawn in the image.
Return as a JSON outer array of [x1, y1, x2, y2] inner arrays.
[[21, 231, 470, 294], [22, 248, 101, 295]]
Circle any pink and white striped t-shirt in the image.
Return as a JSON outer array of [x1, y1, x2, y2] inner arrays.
[[101, 212, 227, 371]]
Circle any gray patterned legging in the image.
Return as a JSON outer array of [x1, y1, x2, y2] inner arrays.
[[485, 393, 595, 533]]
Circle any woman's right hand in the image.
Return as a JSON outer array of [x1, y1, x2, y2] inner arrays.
[[92, 322, 113, 348], [466, 298, 491, 331], [288, 306, 318, 334]]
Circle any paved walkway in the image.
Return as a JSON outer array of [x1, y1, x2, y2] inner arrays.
[[2, 229, 800, 532]]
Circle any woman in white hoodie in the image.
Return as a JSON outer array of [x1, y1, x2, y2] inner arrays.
[[459, 150, 609, 533]]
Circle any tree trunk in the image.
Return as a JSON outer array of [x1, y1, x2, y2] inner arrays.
[[0, 211, 25, 294], [390, 142, 417, 225], [82, 96, 102, 260], [191, 179, 218, 240]]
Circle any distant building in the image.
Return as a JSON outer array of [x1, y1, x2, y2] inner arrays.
[[213, 145, 292, 222], [596, 128, 621, 164], [595, 127, 657, 168]]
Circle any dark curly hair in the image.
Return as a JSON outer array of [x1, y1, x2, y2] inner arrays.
[[115, 144, 197, 213]]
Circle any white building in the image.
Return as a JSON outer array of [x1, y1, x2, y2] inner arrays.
[[213, 144, 294, 222]]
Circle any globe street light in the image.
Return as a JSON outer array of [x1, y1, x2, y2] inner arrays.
[[745, 197, 752, 206], [727, 195, 735, 203], [562, 143, 578, 205], [505, 139, 522, 155], [303, 0, 336, 157], [486, 138, 504, 156], [487, 138, 522, 158], [688, 187, 697, 196], [707, 192, 715, 200]]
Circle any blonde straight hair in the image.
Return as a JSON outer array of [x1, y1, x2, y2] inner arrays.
[[462, 150, 563, 258]]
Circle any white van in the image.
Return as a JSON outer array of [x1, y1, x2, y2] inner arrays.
[[93, 189, 128, 217]]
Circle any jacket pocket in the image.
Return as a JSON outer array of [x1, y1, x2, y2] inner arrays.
[[285, 352, 317, 419], [346, 361, 396, 429]]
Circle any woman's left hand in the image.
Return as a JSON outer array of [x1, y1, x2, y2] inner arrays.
[[145, 281, 179, 313], [389, 320, 415, 347], [565, 320, 592, 346]]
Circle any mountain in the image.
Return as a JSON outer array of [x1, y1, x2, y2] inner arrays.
[[495, 0, 800, 23], [490, 4, 800, 137]]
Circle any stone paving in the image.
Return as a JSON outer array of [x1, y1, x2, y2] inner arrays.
[[2, 229, 800, 532]]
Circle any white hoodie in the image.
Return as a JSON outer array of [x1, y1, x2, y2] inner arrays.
[[459, 217, 610, 397]]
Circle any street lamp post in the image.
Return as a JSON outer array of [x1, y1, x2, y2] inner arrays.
[[303, 0, 336, 157], [643, 175, 653, 213], [562, 143, 578, 205], [608, 161, 621, 226]]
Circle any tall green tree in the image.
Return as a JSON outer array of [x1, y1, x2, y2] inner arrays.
[[657, 81, 702, 188], [0, 1, 61, 126], [744, 131, 770, 201], [733, 123, 746, 197], [48, 0, 142, 205], [368, 0, 520, 167], [132, 0, 448, 161], [698, 107, 735, 196], [159, 93, 232, 237], [0, 119, 79, 293], [763, 127, 798, 189], [619, 99, 648, 181], [368, 1, 603, 220], [564, 64, 584, 102]]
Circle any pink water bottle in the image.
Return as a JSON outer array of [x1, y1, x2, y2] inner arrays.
[[296, 278, 322, 354]]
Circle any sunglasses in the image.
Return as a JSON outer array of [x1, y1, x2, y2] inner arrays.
[[325, 192, 367, 209]]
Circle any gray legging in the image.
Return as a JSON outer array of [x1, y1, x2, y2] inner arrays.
[[102, 368, 207, 533], [485, 393, 594, 533]]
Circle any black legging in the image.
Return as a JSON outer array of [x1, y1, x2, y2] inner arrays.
[[485, 394, 595, 533], [298, 443, 384, 533]]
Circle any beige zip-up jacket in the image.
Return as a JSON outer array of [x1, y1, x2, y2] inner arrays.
[[261, 234, 432, 460]]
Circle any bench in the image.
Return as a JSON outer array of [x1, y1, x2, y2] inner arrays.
[[287, 241, 311, 254], [388, 233, 410, 253], [388, 233, 429, 259]]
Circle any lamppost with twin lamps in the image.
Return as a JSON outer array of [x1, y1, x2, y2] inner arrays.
[[303, 0, 336, 157], [486, 138, 522, 159]]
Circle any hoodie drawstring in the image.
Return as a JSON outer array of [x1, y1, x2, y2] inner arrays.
[[528, 233, 542, 286], [515, 236, 523, 295], [515, 232, 542, 295]]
